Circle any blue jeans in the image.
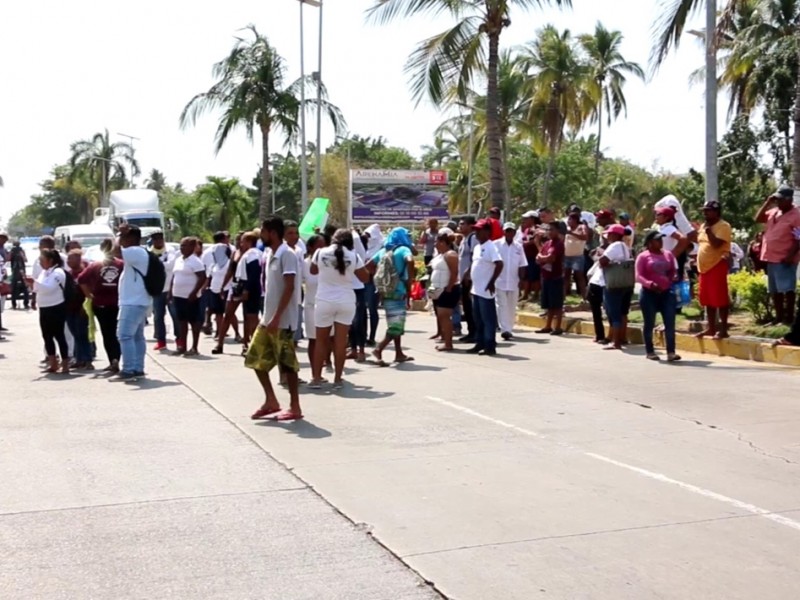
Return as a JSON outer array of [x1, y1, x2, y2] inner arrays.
[[471, 295, 498, 352], [364, 279, 379, 342], [152, 292, 179, 344], [118, 304, 149, 373], [639, 288, 677, 354], [452, 304, 462, 332], [66, 312, 92, 363]]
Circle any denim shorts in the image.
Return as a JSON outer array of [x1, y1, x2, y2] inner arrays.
[[603, 287, 632, 328], [564, 255, 584, 272], [767, 262, 798, 294]]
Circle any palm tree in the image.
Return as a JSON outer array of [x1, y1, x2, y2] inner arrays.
[[68, 129, 137, 208], [519, 25, 592, 203], [367, 0, 572, 212], [180, 25, 346, 220], [421, 135, 458, 168], [579, 22, 645, 176], [194, 176, 252, 232], [145, 169, 168, 192]]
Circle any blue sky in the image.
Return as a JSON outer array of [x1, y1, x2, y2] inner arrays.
[[0, 0, 714, 223]]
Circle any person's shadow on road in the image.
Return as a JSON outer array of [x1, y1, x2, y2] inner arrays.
[[256, 419, 332, 439]]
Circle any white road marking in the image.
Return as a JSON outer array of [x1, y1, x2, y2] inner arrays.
[[426, 396, 800, 534]]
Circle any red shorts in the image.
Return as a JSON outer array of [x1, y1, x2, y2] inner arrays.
[[698, 260, 730, 308]]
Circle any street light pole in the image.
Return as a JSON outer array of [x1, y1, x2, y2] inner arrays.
[[314, 0, 324, 199], [705, 0, 718, 203], [297, 0, 321, 214], [117, 132, 140, 187]]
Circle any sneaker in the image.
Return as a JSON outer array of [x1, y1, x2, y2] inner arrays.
[[479, 349, 497, 356], [501, 332, 513, 341], [154, 342, 167, 351], [667, 353, 682, 362], [110, 371, 139, 381], [465, 346, 483, 354]]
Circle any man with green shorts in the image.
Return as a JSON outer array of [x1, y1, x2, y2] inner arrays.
[[247, 216, 302, 421]]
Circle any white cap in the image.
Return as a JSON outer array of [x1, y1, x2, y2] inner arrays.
[[522, 210, 538, 219], [503, 222, 517, 231]]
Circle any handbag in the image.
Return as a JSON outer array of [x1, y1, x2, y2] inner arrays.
[[604, 245, 635, 290], [427, 285, 444, 301]]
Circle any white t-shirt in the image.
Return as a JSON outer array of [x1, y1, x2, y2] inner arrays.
[[303, 258, 319, 306], [32, 252, 69, 279], [235, 247, 263, 282], [589, 241, 629, 287], [119, 246, 151, 307], [494, 239, 528, 291], [172, 254, 206, 299], [202, 246, 215, 276], [313, 245, 364, 304], [153, 248, 176, 293], [351, 233, 367, 290], [289, 245, 305, 305], [470, 240, 503, 299], [34, 267, 67, 307], [658, 223, 680, 254]]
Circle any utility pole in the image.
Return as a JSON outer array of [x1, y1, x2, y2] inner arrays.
[[117, 132, 140, 187], [705, 0, 718, 203], [314, 0, 324, 198]]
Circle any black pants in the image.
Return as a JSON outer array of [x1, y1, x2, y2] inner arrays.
[[349, 288, 367, 349], [39, 303, 69, 359], [94, 304, 121, 363], [460, 278, 475, 337], [588, 283, 606, 341], [11, 274, 29, 308]]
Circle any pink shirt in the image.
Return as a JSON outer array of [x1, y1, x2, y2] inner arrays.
[[761, 207, 800, 264], [636, 250, 676, 292]]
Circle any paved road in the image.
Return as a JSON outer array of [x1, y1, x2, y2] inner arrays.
[[3, 309, 800, 599], [0, 310, 439, 600]]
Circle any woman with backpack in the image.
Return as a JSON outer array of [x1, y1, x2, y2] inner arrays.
[[34, 249, 71, 374], [309, 229, 369, 390]]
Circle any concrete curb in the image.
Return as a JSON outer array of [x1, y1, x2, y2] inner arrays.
[[516, 311, 800, 368]]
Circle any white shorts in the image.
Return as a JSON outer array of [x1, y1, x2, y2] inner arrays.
[[304, 303, 317, 339], [315, 299, 355, 329]]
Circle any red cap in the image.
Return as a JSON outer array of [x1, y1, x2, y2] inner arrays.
[[605, 224, 626, 236], [474, 219, 492, 230], [656, 206, 676, 216], [595, 209, 613, 219]]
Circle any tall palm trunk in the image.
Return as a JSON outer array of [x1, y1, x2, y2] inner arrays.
[[595, 87, 603, 179], [793, 25, 800, 188], [501, 136, 512, 210], [259, 124, 272, 221], [485, 31, 506, 211], [542, 94, 562, 205]]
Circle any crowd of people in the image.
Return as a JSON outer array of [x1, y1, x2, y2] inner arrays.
[[2, 185, 800, 419]]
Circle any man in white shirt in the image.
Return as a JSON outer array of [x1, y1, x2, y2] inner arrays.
[[467, 219, 504, 356], [114, 225, 151, 380], [494, 223, 528, 340], [150, 231, 179, 352], [283, 221, 305, 345], [170, 237, 208, 356]]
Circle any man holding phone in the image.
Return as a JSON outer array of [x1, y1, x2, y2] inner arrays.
[[756, 184, 800, 325]]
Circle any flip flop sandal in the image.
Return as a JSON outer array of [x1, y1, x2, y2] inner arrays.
[[394, 356, 414, 363], [270, 410, 303, 421], [251, 407, 282, 420]]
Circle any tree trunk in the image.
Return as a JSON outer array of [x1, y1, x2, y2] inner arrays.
[[542, 95, 562, 205], [502, 136, 512, 213], [485, 31, 506, 211], [260, 125, 271, 221], [595, 91, 603, 180]]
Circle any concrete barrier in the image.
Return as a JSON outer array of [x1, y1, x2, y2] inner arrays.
[[516, 311, 800, 367]]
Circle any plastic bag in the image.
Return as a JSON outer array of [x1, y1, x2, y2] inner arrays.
[[410, 280, 425, 301], [672, 280, 691, 308]]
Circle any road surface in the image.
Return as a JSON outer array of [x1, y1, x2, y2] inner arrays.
[[2, 308, 800, 599]]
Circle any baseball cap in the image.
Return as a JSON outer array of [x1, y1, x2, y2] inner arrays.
[[655, 206, 676, 216], [595, 209, 614, 219], [619, 212, 630, 220], [488, 207, 501, 215], [503, 222, 517, 231], [474, 219, 492, 230], [643, 230, 665, 244], [522, 210, 538, 219], [703, 200, 721, 211], [776, 184, 794, 199], [605, 224, 626, 236]]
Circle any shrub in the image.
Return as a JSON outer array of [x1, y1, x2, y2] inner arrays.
[[728, 271, 773, 324]]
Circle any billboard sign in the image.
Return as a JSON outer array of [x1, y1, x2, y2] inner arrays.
[[350, 169, 449, 223]]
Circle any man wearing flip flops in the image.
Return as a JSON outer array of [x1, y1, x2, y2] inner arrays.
[[247, 216, 303, 422]]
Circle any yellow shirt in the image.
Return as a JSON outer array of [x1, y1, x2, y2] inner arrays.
[[697, 219, 732, 273]]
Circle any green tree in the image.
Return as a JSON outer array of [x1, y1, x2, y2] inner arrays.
[[68, 129, 138, 213], [367, 0, 572, 211], [579, 22, 645, 176], [519, 25, 592, 204], [194, 176, 252, 232], [180, 25, 346, 220], [328, 135, 416, 169], [145, 169, 168, 192]]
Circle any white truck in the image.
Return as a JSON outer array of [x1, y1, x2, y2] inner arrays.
[[95, 189, 166, 238]]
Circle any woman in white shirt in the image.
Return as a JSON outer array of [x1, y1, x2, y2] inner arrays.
[[34, 249, 70, 373], [309, 229, 369, 389], [655, 206, 689, 279], [302, 234, 325, 378], [169, 238, 208, 356], [429, 232, 460, 351]]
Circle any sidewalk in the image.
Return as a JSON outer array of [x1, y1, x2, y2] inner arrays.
[[0, 310, 440, 600]]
